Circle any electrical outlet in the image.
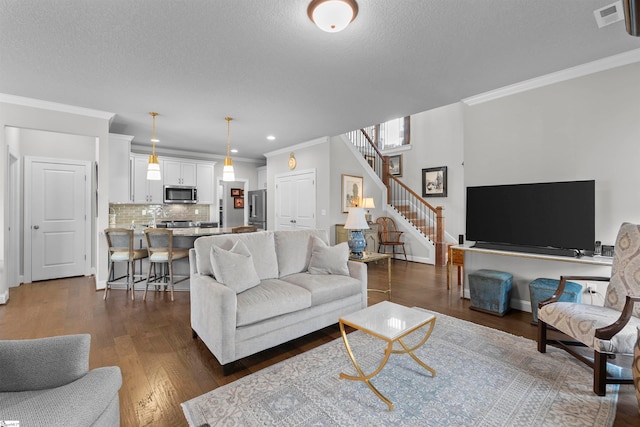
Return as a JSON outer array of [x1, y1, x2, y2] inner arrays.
[[142, 209, 146, 215], [195, 209, 199, 215]]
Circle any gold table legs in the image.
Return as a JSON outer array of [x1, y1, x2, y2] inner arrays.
[[338, 317, 436, 411]]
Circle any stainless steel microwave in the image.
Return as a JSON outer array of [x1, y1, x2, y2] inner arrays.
[[164, 185, 197, 204]]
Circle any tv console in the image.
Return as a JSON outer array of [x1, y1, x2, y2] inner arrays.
[[452, 245, 612, 312]]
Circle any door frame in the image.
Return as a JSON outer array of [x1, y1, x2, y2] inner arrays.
[[274, 168, 317, 230], [23, 156, 92, 283], [6, 147, 20, 288], [216, 178, 249, 227]]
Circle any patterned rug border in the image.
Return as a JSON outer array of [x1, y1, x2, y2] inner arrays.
[[182, 309, 619, 427]]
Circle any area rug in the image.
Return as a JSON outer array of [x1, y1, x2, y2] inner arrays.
[[182, 310, 618, 426]]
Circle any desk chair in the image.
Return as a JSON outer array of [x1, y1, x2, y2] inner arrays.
[[104, 228, 148, 300], [232, 225, 257, 233], [144, 228, 189, 301]]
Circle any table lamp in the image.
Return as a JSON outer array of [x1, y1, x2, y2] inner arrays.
[[344, 207, 370, 259], [361, 197, 375, 223]]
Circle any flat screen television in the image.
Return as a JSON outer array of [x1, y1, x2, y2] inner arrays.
[[465, 180, 595, 256]]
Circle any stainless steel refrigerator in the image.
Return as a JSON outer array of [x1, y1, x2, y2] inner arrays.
[[248, 189, 267, 230]]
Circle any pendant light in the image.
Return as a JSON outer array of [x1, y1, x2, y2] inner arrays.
[[222, 117, 235, 182], [308, 0, 359, 33], [146, 112, 161, 180]]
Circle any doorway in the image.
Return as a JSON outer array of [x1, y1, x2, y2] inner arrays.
[[24, 157, 91, 282], [217, 178, 248, 228]]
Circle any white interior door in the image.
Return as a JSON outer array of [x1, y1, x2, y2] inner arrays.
[[27, 158, 90, 282], [276, 177, 295, 230], [275, 170, 316, 230], [292, 172, 315, 229]]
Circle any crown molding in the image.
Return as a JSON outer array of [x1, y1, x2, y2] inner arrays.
[[130, 143, 266, 164], [462, 48, 640, 106], [264, 136, 329, 158], [0, 93, 115, 121]]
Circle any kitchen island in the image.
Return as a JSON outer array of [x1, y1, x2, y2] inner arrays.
[[105, 225, 236, 294]]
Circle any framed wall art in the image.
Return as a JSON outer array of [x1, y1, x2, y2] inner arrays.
[[422, 166, 447, 197], [231, 188, 241, 197], [341, 174, 363, 212], [234, 197, 244, 209], [365, 155, 375, 171], [389, 154, 403, 177]]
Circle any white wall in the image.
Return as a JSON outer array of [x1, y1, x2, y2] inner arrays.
[[461, 62, 640, 310], [464, 61, 640, 246], [401, 103, 465, 241], [265, 138, 332, 232], [0, 100, 111, 302], [13, 128, 96, 280], [221, 180, 245, 227]]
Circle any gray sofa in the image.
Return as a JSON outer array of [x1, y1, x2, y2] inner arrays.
[[189, 229, 367, 373], [0, 334, 122, 427]]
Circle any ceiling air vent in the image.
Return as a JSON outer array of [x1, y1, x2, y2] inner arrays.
[[594, 1, 625, 27]]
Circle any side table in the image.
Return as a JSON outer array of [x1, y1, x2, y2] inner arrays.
[[447, 245, 464, 297], [350, 252, 391, 300]]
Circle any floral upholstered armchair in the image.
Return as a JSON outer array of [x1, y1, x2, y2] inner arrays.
[[537, 222, 640, 396]]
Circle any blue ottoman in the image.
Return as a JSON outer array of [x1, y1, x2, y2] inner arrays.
[[468, 269, 513, 316], [529, 278, 582, 324]]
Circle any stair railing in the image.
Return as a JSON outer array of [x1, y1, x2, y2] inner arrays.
[[346, 128, 447, 265]]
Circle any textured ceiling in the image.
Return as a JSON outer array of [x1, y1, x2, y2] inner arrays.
[[1, 0, 639, 160]]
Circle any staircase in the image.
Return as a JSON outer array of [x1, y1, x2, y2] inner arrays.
[[346, 127, 447, 265]]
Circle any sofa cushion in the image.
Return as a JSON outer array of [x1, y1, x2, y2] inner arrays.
[[210, 240, 261, 294], [281, 273, 362, 306], [236, 279, 312, 327], [195, 231, 279, 280], [308, 236, 350, 276], [274, 229, 330, 277]]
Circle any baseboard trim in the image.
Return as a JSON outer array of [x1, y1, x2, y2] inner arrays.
[[0, 290, 9, 304]]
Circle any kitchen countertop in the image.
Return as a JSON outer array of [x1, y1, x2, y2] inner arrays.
[[107, 224, 234, 237], [170, 227, 235, 236]]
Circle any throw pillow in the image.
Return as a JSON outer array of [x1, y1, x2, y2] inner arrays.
[[308, 236, 350, 276], [210, 240, 261, 293]]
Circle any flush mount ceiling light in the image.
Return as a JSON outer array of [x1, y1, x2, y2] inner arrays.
[[307, 0, 358, 33], [223, 117, 235, 182], [146, 112, 161, 180]]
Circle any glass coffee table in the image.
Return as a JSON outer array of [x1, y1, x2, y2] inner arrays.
[[338, 301, 436, 411]]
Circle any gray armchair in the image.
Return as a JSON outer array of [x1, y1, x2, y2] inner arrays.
[[0, 334, 122, 426]]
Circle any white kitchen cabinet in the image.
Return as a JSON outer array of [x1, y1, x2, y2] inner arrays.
[[257, 165, 267, 190], [196, 163, 215, 204], [163, 159, 196, 186], [132, 154, 163, 203], [108, 133, 133, 203]]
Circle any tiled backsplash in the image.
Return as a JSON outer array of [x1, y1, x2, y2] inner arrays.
[[109, 204, 211, 226]]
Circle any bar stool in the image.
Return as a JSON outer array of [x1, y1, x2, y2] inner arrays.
[[144, 228, 189, 301], [104, 228, 148, 300]]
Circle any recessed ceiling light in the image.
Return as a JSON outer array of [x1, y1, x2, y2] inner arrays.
[[267, 135, 276, 141], [231, 149, 238, 153]]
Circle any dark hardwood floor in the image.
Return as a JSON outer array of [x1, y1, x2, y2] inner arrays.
[[1, 260, 638, 426]]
